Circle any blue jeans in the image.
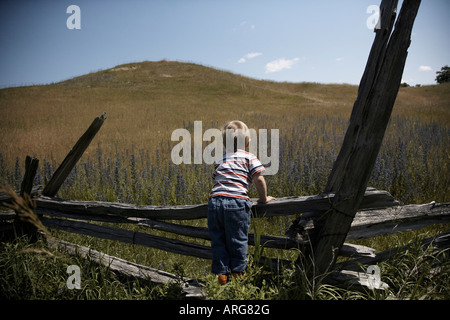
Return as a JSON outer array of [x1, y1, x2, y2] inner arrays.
[[207, 196, 252, 275]]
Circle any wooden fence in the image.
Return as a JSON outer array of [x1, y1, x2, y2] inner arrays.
[[29, 189, 450, 263], [7, 188, 449, 260], [1, 176, 449, 299]]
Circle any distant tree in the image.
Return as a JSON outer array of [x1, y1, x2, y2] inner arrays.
[[435, 65, 450, 84]]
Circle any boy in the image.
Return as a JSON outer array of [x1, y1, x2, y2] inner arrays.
[[208, 120, 276, 285]]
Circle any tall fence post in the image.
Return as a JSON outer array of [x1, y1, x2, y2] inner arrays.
[[11, 155, 40, 241], [290, 0, 421, 276], [42, 113, 107, 197], [20, 156, 39, 197]]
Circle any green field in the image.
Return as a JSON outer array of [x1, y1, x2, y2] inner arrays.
[[0, 60, 449, 299]]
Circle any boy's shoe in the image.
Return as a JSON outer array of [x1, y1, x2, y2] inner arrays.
[[217, 274, 228, 285]]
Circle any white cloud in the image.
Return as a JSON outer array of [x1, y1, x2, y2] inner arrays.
[[238, 52, 262, 63], [418, 65, 432, 72], [233, 21, 256, 32], [335, 57, 344, 62], [265, 57, 300, 73], [246, 52, 262, 59]]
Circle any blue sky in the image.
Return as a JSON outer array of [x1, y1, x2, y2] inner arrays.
[[0, 0, 448, 88]]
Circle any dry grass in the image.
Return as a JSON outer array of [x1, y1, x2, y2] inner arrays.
[[0, 60, 448, 182], [0, 60, 361, 165], [0, 186, 51, 239]]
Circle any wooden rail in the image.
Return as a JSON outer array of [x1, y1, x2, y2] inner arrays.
[[2, 186, 449, 263], [33, 188, 398, 220], [46, 238, 205, 299], [0, 187, 410, 257], [31, 188, 401, 259]]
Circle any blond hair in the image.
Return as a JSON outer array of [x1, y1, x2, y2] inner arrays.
[[221, 120, 250, 152]]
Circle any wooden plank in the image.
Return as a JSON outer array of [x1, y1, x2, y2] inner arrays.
[[295, 0, 421, 275], [36, 197, 208, 220], [5, 157, 40, 240], [339, 243, 376, 258], [48, 236, 382, 295], [138, 218, 375, 258], [35, 188, 398, 220], [42, 113, 107, 197], [40, 216, 291, 270], [35, 207, 131, 223], [40, 216, 213, 260], [327, 269, 390, 292], [20, 156, 39, 197], [254, 188, 398, 217], [138, 218, 306, 249], [39, 211, 375, 259], [337, 232, 450, 272], [287, 201, 450, 241], [347, 202, 450, 241], [0, 210, 16, 221], [0, 185, 42, 203], [47, 238, 206, 299]]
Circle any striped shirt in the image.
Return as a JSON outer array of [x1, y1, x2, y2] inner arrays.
[[210, 149, 265, 200]]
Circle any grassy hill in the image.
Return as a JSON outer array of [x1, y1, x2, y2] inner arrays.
[[0, 60, 357, 164], [0, 60, 448, 165]]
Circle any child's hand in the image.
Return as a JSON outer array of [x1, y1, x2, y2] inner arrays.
[[257, 196, 276, 204]]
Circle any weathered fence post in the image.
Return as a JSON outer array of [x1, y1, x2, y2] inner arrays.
[[12, 155, 40, 241], [20, 156, 39, 197], [42, 113, 107, 197], [290, 0, 421, 276]]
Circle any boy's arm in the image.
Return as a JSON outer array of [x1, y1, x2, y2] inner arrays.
[[253, 173, 276, 203]]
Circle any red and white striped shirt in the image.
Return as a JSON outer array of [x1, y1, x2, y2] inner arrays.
[[210, 149, 265, 200]]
